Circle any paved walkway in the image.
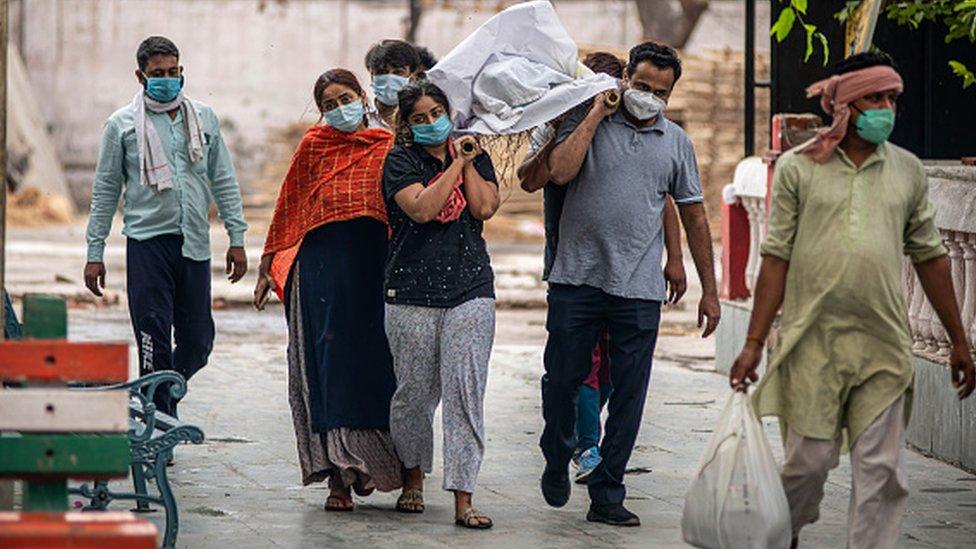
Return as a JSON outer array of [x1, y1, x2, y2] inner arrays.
[[66, 305, 976, 548]]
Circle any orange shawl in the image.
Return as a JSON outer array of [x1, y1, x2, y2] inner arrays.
[[263, 125, 394, 299]]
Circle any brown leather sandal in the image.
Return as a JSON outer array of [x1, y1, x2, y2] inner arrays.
[[396, 488, 424, 513], [455, 507, 493, 529], [324, 494, 354, 512]]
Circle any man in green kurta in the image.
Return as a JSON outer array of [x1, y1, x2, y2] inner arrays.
[[730, 53, 975, 549]]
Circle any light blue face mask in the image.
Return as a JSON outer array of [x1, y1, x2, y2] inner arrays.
[[324, 101, 365, 133], [371, 74, 409, 107], [411, 114, 453, 146], [854, 107, 895, 145], [145, 76, 183, 102]]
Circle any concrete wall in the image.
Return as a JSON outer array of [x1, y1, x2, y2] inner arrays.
[[715, 300, 764, 375], [13, 0, 765, 206], [908, 355, 976, 473], [12, 0, 642, 204]]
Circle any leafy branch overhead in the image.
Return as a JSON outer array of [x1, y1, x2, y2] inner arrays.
[[773, 1, 976, 88], [883, 1, 976, 88], [770, 0, 830, 65]]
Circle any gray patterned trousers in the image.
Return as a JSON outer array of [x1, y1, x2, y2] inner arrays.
[[385, 297, 495, 493]]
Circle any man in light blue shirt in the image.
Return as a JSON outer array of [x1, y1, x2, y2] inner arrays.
[[83, 36, 248, 417]]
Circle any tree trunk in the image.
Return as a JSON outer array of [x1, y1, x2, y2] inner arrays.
[[635, 0, 709, 49]]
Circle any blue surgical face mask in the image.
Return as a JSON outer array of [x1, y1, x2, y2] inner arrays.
[[324, 101, 365, 133], [371, 74, 409, 107], [411, 113, 453, 146], [144, 76, 183, 102], [854, 107, 895, 145]]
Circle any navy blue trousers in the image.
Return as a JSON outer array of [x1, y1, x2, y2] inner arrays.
[[541, 284, 660, 506], [127, 235, 214, 417]]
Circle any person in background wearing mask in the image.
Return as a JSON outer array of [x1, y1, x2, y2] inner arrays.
[[382, 80, 500, 529], [730, 52, 976, 549], [364, 39, 421, 130], [539, 41, 720, 527], [254, 68, 405, 513], [84, 36, 248, 418], [519, 51, 687, 485]]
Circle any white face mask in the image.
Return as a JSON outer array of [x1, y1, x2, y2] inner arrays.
[[623, 89, 666, 121]]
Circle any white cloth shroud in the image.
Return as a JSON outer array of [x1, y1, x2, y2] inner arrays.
[[425, 0, 617, 134], [681, 392, 792, 549]]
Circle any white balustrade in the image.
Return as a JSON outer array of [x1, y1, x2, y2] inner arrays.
[[741, 196, 766, 292], [903, 229, 976, 360], [966, 233, 976, 352]]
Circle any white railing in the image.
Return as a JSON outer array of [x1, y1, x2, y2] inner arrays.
[[906, 229, 976, 358], [904, 165, 976, 360], [724, 156, 769, 293], [741, 195, 766, 292]]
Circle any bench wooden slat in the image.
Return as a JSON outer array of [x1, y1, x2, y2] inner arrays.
[[0, 390, 128, 432], [0, 341, 128, 383], [0, 435, 129, 478], [0, 511, 156, 547]]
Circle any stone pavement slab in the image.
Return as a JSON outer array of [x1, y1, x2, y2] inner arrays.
[[63, 306, 976, 548]]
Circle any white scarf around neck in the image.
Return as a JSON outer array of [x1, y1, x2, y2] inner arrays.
[[132, 89, 205, 193]]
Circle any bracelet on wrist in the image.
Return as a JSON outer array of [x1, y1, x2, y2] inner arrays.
[[746, 336, 765, 347]]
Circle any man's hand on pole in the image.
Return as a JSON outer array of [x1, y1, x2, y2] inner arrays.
[[590, 91, 619, 120]]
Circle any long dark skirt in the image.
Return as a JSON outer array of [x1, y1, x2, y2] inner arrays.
[[284, 217, 402, 490]]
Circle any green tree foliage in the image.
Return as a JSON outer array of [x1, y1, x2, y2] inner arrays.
[[770, 0, 831, 65], [773, 0, 976, 88], [883, 1, 976, 88]]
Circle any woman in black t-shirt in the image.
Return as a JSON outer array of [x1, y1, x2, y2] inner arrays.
[[382, 80, 499, 529]]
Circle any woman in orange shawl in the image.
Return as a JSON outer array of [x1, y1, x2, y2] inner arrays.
[[253, 69, 404, 512]]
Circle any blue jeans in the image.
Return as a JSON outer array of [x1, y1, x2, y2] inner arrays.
[[576, 384, 611, 453]]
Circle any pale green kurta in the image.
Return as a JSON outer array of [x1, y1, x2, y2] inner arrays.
[[754, 142, 946, 442]]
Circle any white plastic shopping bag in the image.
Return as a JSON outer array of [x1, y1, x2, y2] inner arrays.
[[681, 392, 792, 549]]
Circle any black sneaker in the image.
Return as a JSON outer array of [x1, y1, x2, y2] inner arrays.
[[540, 467, 571, 508], [586, 503, 641, 527]]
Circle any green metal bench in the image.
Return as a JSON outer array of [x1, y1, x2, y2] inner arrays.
[[70, 371, 204, 548]]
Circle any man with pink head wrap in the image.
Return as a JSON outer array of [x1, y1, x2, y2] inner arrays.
[[729, 53, 975, 548]]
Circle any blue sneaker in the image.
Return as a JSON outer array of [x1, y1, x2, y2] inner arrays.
[[574, 447, 601, 484]]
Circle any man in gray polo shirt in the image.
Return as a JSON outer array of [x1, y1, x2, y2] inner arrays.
[[539, 42, 720, 526]]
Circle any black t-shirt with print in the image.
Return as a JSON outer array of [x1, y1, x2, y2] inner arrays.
[[382, 144, 497, 308]]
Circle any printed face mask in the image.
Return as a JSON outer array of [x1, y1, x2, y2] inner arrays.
[[324, 101, 365, 133], [854, 107, 895, 145], [411, 113, 453, 145], [371, 74, 410, 107], [145, 76, 183, 102], [623, 89, 666, 121]]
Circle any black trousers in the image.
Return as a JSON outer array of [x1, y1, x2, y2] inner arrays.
[[540, 284, 660, 506], [127, 235, 214, 417]]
